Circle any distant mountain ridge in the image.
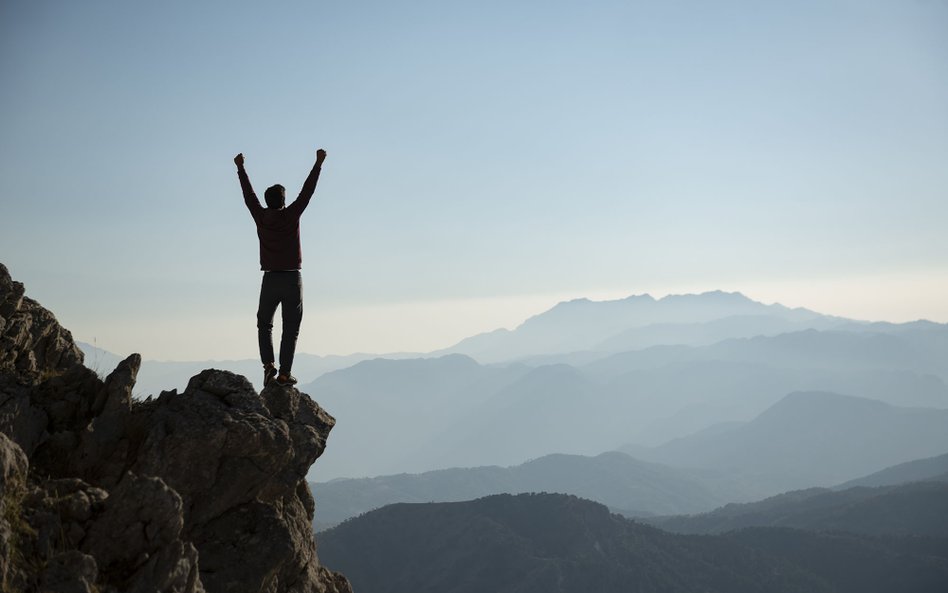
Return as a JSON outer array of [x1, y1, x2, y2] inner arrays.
[[437, 290, 842, 363], [309, 336, 948, 480], [836, 451, 948, 489], [77, 341, 421, 397], [648, 481, 948, 537], [586, 328, 948, 380], [312, 391, 948, 528], [82, 291, 948, 484], [626, 391, 948, 495], [595, 313, 841, 352], [307, 354, 532, 479], [311, 451, 729, 529]]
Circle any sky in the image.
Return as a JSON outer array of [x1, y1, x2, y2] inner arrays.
[[2, 0, 947, 361]]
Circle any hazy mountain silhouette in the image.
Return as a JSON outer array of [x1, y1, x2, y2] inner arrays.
[[833, 319, 948, 365], [302, 331, 948, 480], [585, 328, 948, 381], [836, 451, 948, 489], [595, 313, 842, 352], [418, 363, 603, 470], [417, 364, 948, 480], [319, 492, 948, 593], [77, 341, 419, 397], [598, 359, 946, 445], [626, 391, 948, 495], [311, 451, 728, 529], [77, 341, 126, 375], [437, 291, 836, 363], [83, 293, 948, 485], [649, 481, 948, 537], [304, 354, 532, 479]]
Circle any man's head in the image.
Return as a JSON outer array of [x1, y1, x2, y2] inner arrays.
[[264, 184, 286, 209]]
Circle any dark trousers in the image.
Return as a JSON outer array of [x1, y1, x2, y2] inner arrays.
[[257, 271, 303, 375]]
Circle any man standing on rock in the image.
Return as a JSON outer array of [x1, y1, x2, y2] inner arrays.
[[235, 149, 327, 387]]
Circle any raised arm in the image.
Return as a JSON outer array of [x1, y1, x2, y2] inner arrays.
[[235, 153, 264, 219], [286, 149, 327, 217]]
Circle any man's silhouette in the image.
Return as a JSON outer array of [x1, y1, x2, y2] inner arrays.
[[234, 149, 327, 387]]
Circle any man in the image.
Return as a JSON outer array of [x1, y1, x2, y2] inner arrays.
[[235, 149, 327, 387]]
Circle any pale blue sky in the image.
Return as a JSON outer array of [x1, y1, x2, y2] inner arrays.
[[2, 0, 947, 359]]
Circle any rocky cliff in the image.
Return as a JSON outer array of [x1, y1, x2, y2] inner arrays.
[[0, 263, 351, 593]]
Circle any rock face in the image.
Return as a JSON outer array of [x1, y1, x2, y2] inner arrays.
[[0, 264, 83, 384], [0, 263, 352, 593]]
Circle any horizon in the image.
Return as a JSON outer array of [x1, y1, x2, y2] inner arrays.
[[3, 1, 947, 361], [68, 279, 947, 362]]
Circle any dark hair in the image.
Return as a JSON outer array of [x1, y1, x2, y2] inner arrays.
[[264, 184, 286, 209]]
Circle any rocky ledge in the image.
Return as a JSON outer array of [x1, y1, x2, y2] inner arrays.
[[0, 263, 351, 593]]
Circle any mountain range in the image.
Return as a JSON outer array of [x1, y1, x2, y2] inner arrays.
[[77, 341, 419, 396], [836, 451, 948, 488], [648, 480, 948, 537], [435, 291, 839, 362], [76, 290, 859, 394], [306, 340, 948, 480], [319, 492, 948, 593], [624, 390, 948, 494], [311, 390, 948, 529], [81, 291, 948, 484], [311, 451, 728, 530], [43, 280, 948, 592]]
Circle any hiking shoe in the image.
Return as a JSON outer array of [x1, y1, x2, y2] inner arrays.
[[263, 364, 277, 387], [275, 373, 298, 386]]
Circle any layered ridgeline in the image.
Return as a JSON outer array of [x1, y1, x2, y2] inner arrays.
[[434, 291, 841, 362], [648, 480, 948, 536], [81, 290, 948, 484], [319, 492, 948, 593], [621, 390, 948, 494], [305, 295, 948, 481], [0, 264, 350, 593], [311, 452, 730, 530], [83, 291, 843, 396], [307, 351, 948, 481], [835, 451, 948, 488], [311, 391, 948, 527]]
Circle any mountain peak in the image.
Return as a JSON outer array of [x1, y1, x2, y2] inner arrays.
[[658, 290, 752, 303], [442, 287, 841, 363], [623, 293, 658, 301]]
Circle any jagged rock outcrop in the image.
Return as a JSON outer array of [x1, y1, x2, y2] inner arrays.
[[0, 263, 351, 593], [0, 264, 83, 384]]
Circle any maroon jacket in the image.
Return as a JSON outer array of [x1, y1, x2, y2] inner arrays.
[[239, 162, 321, 271]]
